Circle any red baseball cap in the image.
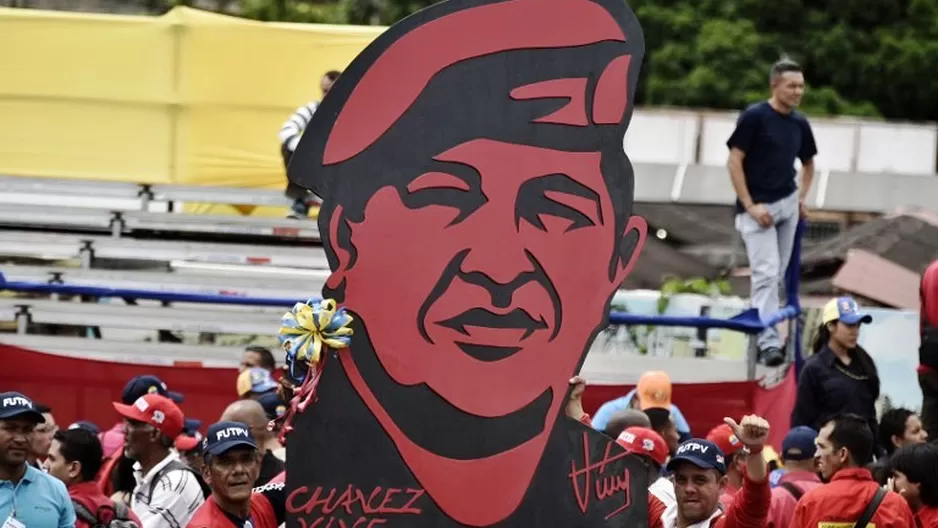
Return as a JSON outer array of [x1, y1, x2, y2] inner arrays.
[[706, 423, 745, 457], [113, 394, 185, 438], [175, 432, 203, 453], [616, 426, 669, 467]]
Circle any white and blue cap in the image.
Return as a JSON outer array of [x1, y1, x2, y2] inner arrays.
[[202, 421, 257, 456], [0, 392, 45, 423], [666, 438, 727, 475], [822, 296, 873, 325]]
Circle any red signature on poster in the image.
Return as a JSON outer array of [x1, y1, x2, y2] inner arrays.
[[568, 432, 632, 520], [287, 485, 426, 527]]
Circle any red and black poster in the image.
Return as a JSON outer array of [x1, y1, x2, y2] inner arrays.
[[285, 0, 650, 525]]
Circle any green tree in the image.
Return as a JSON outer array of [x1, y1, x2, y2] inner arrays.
[[224, 0, 938, 122]]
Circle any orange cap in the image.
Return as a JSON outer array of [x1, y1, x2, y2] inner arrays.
[[636, 371, 672, 410]]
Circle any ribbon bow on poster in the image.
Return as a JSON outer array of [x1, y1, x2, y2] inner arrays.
[[271, 298, 354, 443]]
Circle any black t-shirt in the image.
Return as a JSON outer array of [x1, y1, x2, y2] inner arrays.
[[726, 101, 818, 212], [255, 450, 285, 488]]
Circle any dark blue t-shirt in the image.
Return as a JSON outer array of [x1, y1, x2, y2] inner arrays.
[[726, 101, 817, 212]]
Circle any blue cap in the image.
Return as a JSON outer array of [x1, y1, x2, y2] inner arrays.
[[183, 418, 202, 435], [0, 392, 45, 423], [666, 439, 727, 475], [202, 421, 257, 456], [68, 421, 100, 434], [256, 392, 287, 421], [822, 296, 873, 326], [782, 426, 817, 461], [121, 375, 183, 404]]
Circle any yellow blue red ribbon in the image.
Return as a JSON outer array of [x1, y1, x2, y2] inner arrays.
[[279, 298, 353, 383], [272, 298, 353, 444]]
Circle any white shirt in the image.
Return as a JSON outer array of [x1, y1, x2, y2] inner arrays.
[[278, 101, 319, 151], [272, 446, 286, 462], [131, 452, 205, 528], [659, 500, 723, 528], [650, 476, 677, 508]]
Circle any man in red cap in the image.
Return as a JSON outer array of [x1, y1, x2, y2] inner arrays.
[[616, 427, 675, 507], [112, 394, 205, 528], [707, 423, 749, 510]]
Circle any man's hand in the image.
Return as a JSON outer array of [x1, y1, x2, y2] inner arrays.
[[565, 376, 587, 422], [799, 197, 809, 219], [724, 415, 770, 448], [746, 203, 773, 228], [726, 415, 771, 483]]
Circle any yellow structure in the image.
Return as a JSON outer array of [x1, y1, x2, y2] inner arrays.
[[0, 7, 385, 216]]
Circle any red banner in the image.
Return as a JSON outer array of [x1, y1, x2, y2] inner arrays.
[[0, 344, 237, 430], [582, 368, 796, 450], [2, 344, 795, 449]]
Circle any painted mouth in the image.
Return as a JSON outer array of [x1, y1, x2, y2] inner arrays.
[[439, 308, 547, 339], [350, 324, 552, 459]]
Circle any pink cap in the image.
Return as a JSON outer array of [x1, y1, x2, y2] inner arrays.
[[99, 423, 125, 459]]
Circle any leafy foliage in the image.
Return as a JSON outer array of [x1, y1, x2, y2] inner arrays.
[[605, 277, 730, 355], [199, 0, 938, 121], [136, 0, 937, 120]]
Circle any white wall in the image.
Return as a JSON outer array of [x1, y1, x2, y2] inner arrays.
[[624, 109, 938, 176]]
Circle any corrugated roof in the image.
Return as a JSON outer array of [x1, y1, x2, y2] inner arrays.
[[633, 204, 737, 246], [801, 214, 938, 274], [622, 237, 742, 293], [831, 249, 921, 309]]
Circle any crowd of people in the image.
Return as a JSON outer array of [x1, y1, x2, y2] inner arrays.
[[0, 350, 290, 528], [3, 317, 938, 528], [582, 372, 937, 527]]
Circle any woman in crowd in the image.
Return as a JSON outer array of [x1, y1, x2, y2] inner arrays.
[[791, 296, 881, 455], [880, 407, 929, 456], [869, 407, 930, 484], [888, 443, 938, 527]]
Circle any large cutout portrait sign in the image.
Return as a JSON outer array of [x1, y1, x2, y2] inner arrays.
[[284, 0, 649, 525]]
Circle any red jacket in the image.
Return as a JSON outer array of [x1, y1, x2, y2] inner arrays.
[[69, 481, 142, 528], [916, 506, 938, 528], [648, 471, 771, 528], [921, 260, 938, 373], [791, 468, 914, 527], [95, 452, 122, 496]]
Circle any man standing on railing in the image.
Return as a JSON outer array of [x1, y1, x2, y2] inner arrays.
[[919, 258, 938, 441], [726, 57, 817, 367], [278, 70, 341, 219]]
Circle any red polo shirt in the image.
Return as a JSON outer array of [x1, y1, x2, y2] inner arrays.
[[766, 470, 823, 528], [187, 482, 285, 528]]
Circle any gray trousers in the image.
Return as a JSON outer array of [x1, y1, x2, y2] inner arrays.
[[735, 191, 800, 351]]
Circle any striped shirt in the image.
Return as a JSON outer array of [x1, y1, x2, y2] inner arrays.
[[278, 101, 319, 152], [132, 453, 205, 528]]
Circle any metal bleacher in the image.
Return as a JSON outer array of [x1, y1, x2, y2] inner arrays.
[[0, 231, 329, 269], [0, 175, 333, 365], [0, 175, 295, 208], [1, 161, 916, 367], [0, 264, 328, 300]]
